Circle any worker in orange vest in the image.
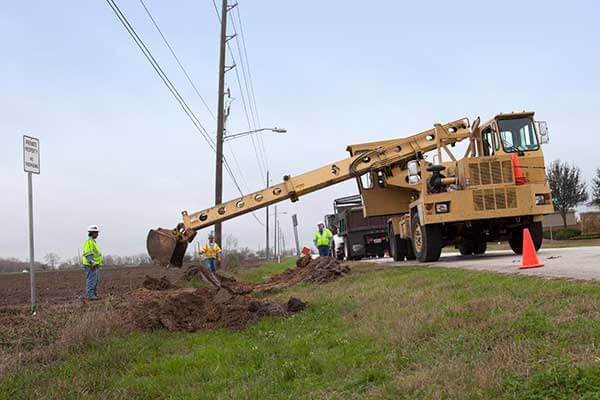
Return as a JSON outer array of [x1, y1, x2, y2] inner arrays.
[[200, 231, 222, 273]]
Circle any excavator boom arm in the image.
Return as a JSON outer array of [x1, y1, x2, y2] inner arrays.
[[147, 117, 473, 267], [183, 118, 471, 231]]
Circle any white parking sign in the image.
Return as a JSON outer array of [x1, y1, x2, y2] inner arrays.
[[23, 135, 40, 174]]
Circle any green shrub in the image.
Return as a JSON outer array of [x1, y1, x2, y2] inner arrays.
[[575, 232, 600, 240], [544, 228, 581, 240]]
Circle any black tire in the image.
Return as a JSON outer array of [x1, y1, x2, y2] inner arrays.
[[458, 241, 474, 256], [509, 222, 543, 255], [472, 239, 487, 255], [377, 252, 385, 258], [405, 240, 416, 260], [335, 243, 344, 261], [411, 214, 442, 262], [390, 230, 405, 262]]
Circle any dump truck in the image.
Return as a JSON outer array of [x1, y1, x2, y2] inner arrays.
[[325, 194, 390, 260], [147, 111, 554, 266]]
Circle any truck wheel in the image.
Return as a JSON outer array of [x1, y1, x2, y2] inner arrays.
[[390, 233, 405, 262], [411, 214, 442, 262], [472, 239, 487, 255], [458, 241, 474, 256], [405, 239, 416, 260], [335, 244, 345, 261], [509, 222, 543, 255]]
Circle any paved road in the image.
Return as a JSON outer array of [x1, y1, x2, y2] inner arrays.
[[367, 246, 600, 281]]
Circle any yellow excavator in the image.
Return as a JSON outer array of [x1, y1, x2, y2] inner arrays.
[[147, 111, 554, 266]]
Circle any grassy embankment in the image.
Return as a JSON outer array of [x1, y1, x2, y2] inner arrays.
[[3, 258, 600, 399]]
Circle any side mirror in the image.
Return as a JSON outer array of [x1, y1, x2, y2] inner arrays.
[[536, 121, 549, 144]]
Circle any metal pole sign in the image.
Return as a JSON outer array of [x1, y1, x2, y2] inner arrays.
[[292, 214, 301, 257], [23, 135, 40, 313], [23, 136, 41, 174]]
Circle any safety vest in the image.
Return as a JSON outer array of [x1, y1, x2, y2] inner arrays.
[[202, 242, 221, 259], [314, 229, 333, 247], [82, 238, 103, 266]]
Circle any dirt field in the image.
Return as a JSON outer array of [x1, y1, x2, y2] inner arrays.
[[0, 265, 185, 307], [0, 257, 348, 378]]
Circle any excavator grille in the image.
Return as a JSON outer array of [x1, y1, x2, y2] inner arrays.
[[472, 188, 517, 211], [469, 160, 514, 187]]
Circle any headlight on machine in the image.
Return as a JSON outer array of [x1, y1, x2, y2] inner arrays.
[[435, 202, 450, 213], [535, 194, 546, 205]]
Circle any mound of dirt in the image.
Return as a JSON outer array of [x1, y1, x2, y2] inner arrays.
[[127, 287, 300, 332], [142, 275, 176, 291], [252, 256, 350, 292]]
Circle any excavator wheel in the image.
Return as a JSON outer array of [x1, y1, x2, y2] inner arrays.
[[147, 228, 190, 267], [509, 222, 543, 255], [411, 215, 442, 262]]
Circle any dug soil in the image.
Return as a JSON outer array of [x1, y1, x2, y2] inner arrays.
[[128, 286, 305, 332], [183, 256, 351, 295]]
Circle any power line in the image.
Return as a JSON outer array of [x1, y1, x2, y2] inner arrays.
[[105, 0, 250, 203], [211, 0, 267, 180], [232, 6, 267, 165], [105, 0, 214, 147], [228, 11, 266, 171], [139, 0, 215, 120]]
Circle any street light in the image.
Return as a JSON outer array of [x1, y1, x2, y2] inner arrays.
[[222, 126, 287, 260], [223, 127, 287, 142]]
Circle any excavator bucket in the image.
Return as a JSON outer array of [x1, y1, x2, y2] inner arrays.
[[147, 228, 189, 267]]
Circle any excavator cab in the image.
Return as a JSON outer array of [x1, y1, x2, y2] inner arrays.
[[146, 223, 196, 267]]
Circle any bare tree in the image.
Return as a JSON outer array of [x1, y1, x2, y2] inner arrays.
[[547, 160, 588, 228], [592, 168, 600, 206], [44, 252, 61, 270], [223, 234, 239, 250]]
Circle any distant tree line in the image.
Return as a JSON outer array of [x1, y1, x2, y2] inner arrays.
[[0, 253, 153, 273], [547, 160, 600, 228]]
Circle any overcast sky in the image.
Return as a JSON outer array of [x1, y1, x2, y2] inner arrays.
[[1, 0, 599, 261]]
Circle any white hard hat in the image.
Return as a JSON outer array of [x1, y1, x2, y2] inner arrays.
[[87, 225, 100, 232], [317, 221, 325, 226]]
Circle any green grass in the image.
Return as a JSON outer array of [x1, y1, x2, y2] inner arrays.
[[229, 256, 296, 283], [4, 262, 600, 399]]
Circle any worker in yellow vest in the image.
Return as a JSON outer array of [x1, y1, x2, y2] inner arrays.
[[200, 231, 222, 273], [82, 225, 103, 300], [314, 221, 333, 257]]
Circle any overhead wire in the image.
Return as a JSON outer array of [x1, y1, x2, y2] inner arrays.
[[104, 0, 249, 201], [138, 0, 216, 120], [229, 11, 267, 173], [211, 0, 267, 181], [232, 5, 269, 168]]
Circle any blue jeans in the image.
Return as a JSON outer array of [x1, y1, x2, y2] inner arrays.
[[205, 258, 217, 273], [84, 265, 99, 299], [318, 246, 330, 257]]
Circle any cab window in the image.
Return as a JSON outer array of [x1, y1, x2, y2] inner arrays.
[[481, 127, 495, 156], [498, 117, 539, 153]]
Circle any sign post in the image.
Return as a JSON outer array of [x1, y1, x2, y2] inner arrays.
[[292, 214, 301, 257], [23, 135, 40, 313]]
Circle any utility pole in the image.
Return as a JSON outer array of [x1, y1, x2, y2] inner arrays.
[[214, 0, 231, 247], [292, 214, 301, 256], [274, 205, 278, 260], [265, 170, 269, 259]]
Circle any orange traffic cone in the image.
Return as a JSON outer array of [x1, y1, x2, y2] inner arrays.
[[511, 154, 528, 185], [519, 228, 543, 269]]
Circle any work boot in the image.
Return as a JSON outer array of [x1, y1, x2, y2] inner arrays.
[[88, 296, 101, 301]]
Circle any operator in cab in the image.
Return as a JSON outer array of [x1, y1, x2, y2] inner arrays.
[[82, 225, 103, 301], [313, 222, 333, 257], [200, 231, 222, 273]]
